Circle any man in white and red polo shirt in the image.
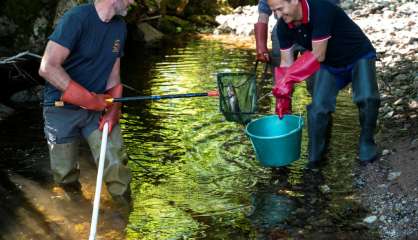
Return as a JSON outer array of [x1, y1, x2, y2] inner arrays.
[[267, 0, 380, 167]]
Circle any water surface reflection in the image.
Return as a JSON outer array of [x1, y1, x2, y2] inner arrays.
[[122, 38, 375, 239]]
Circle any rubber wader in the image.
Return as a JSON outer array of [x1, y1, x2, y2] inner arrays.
[[49, 140, 81, 184], [352, 58, 380, 162], [306, 58, 380, 165], [306, 67, 338, 164], [86, 125, 131, 197]]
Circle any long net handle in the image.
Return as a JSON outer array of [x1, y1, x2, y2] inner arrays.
[[89, 122, 109, 240]]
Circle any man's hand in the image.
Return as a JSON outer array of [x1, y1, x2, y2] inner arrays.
[[272, 67, 292, 119], [254, 22, 270, 62], [99, 84, 123, 133], [275, 96, 292, 119], [272, 67, 291, 98], [99, 104, 121, 133]]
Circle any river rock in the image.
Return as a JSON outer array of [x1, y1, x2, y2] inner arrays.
[[382, 149, 391, 156], [387, 171, 401, 181], [363, 215, 378, 224], [0, 104, 15, 121], [136, 22, 164, 43]]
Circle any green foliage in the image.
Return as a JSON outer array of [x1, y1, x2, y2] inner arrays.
[[142, 0, 160, 14], [184, 0, 228, 16], [159, 15, 194, 34], [0, 0, 57, 51], [187, 15, 218, 27], [2, 0, 43, 35]]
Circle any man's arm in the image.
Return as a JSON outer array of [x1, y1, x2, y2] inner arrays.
[[254, 0, 272, 62], [311, 40, 328, 62], [38, 41, 72, 91], [258, 12, 269, 23], [39, 40, 109, 111], [280, 48, 294, 67], [106, 58, 121, 90], [99, 58, 123, 133]]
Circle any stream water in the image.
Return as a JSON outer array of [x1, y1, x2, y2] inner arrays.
[[121, 37, 376, 239], [0, 36, 377, 239]]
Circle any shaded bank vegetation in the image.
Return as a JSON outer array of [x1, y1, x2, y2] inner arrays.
[[0, 0, 257, 54]]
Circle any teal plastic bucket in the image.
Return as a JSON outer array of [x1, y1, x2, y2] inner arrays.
[[245, 115, 304, 167]]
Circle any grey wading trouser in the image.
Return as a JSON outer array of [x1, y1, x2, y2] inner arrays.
[[306, 58, 380, 163], [49, 125, 131, 197]]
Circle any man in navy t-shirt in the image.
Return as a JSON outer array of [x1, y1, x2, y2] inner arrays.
[[267, 0, 380, 167], [39, 0, 134, 205]]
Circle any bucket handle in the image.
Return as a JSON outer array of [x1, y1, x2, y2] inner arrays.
[[293, 89, 304, 130]]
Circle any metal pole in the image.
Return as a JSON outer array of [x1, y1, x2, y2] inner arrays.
[[111, 91, 218, 103], [89, 122, 109, 240], [43, 91, 219, 107]]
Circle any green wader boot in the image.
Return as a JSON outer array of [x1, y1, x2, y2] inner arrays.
[[86, 125, 132, 198], [306, 67, 338, 166], [48, 140, 80, 184], [351, 58, 380, 163]]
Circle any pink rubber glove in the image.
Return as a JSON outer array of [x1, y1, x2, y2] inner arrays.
[[254, 22, 270, 62], [272, 51, 321, 118], [272, 67, 292, 118]]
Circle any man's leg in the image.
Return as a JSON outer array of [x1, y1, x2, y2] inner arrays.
[[48, 141, 80, 185], [351, 58, 380, 163], [86, 125, 131, 200], [306, 68, 338, 166], [43, 107, 82, 186]]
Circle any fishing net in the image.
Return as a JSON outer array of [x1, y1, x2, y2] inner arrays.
[[217, 62, 268, 124]]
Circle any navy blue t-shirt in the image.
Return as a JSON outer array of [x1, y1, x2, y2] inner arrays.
[[277, 0, 374, 67], [44, 4, 127, 107]]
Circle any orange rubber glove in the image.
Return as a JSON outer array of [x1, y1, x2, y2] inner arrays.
[[99, 83, 123, 133], [61, 80, 110, 111]]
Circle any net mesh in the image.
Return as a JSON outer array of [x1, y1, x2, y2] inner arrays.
[[217, 71, 257, 124]]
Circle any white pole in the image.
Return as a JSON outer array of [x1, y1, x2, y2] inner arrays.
[[89, 122, 109, 240]]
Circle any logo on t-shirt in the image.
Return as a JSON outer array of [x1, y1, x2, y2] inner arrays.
[[112, 40, 121, 53]]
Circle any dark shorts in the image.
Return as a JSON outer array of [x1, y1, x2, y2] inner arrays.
[[43, 107, 101, 144]]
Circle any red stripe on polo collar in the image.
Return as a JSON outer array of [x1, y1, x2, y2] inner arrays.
[[287, 0, 310, 29]]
